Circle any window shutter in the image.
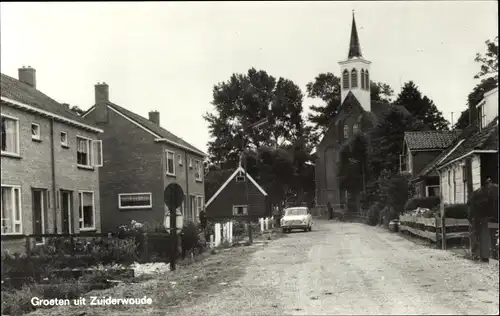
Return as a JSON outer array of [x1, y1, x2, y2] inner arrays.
[[92, 140, 103, 167]]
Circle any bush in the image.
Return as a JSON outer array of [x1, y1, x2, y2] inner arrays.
[[444, 203, 468, 219], [182, 222, 200, 251], [404, 196, 440, 211], [468, 183, 498, 221]]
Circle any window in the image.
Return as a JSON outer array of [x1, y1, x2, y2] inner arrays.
[[342, 70, 349, 89], [31, 123, 41, 141], [351, 69, 358, 88], [60, 132, 68, 147], [78, 191, 95, 230], [195, 160, 203, 182], [77, 136, 103, 167], [232, 205, 248, 216], [178, 154, 183, 166], [165, 150, 175, 176], [365, 70, 369, 90], [119, 193, 152, 209], [1, 185, 22, 234], [361, 69, 365, 89], [462, 165, 468, 201], [426, 185, 440, 197], [352, 124, 359, 134], [399, 155, 406, 172], [189, 157, 193, 169], [478, 103, 486, 130], [196, 196, 203, 220], [343, 124, 349, 139], [1, 115, 20, 156], [452, 169, 457, 203]]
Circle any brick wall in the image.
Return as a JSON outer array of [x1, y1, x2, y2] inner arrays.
[[1, 104, 101, 252]]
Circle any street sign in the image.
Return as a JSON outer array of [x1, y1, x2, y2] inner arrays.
[[164, 183, 184, 210]]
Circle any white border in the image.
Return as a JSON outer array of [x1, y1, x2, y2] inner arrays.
[[425, 185, 440, 197], [1, 114, 21, 157], [60, 131, 68, 147], [195, 159, 203, 182], [118, 192, 153, 210], [1, 96, 103, 133], [78, 190, 96, 231], [205, 166, 268, 208], [0, 184, 23, 235], [165, 150, 176, 176], [232, 204, 249, 216], [31, 123, 41, 140], [76, 135, 93, 168]]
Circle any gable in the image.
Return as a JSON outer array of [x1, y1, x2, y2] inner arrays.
[[205, 166, 267, 207]]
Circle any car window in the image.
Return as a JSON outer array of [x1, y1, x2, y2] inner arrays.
[[285, 208, 308, 216]]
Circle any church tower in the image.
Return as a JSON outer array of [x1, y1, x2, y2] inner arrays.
[[339, 12, 371, 112]]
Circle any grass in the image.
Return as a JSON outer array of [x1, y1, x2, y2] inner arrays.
[[23, 229, 284, 316]]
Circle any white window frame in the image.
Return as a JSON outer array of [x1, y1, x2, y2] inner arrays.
[[60, 131, 68, 147], [1, 184, 22, 235], [425, 185, 440, 197], [118, 192, 153, 210], [76, 136, 102, 168], [343, 124, 349, 139], [165, 150, 176, 176], [78, 190, 96, 231], [232, 205, 248, 216], [452, 169, 457, 204], [32, 189, 47, 245], [189, 157, 193, 169], [196, 195, 204, 221], [462, 164, 468, 202], [178, 154, 183, 166], [195, 160, 203, 182], [31, 123, 41, 141], [478, 102, 486, 130], [1, 114, 20, 157]]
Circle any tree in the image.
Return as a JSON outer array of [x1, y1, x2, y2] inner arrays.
[[204, 68, 306, 168], [306, 72, 394, 145], [474, 36, 498, 82], [394, 81, 449, 131], [62, 103, 85, 116], [378, 170, 413, 223]]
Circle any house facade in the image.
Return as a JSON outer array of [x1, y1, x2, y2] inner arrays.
[[1, 67, 103, 252], [426, 87, 498, 206], [400, 130, 460, 197], [205, 166, 270, 220], [313, 14, 409, 207], [83, 83, 206, 232]]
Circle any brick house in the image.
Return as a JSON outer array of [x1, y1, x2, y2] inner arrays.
[[312, 14, 409, 208], [1, 67, 103, 252], [418, 87, 498, 206], [205, 165, 270, 220], [400, 130, 460, 197], [82, 83, 206, 232]]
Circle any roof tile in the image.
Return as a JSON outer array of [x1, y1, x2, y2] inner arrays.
[[405, 130, 461, 150]]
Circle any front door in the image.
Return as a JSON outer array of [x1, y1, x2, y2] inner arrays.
[[61, 190, 73, 234], [32, 189, 47, 244]]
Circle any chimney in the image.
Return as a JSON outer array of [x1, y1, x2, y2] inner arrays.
[[94, 82, 109, 123], [18, 66, 36, 88], [149, 111, 160, 125]]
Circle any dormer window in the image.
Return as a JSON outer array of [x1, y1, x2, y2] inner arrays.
[[342, 70, 350, 89], [361, 69, 365, 89], [351, 69, 358, 88], [343, 124, 349, 139], [478, 102, 486, 130], [365, 70, 370, 90]]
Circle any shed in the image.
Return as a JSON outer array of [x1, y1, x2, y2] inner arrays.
[[205, 166, 270, 220]]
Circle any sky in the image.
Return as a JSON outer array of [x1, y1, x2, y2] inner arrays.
[[1, 1, 498, 153]]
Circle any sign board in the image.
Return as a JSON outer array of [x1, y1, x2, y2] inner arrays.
[[164, 183, 184, 211]]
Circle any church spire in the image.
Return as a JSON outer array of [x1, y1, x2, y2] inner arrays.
[[348, 11, 362, 59]]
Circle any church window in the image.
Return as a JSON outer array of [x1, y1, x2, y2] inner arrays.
[[351, 69, 358, 88], [353, 124, 359, 134], [361, 69, 365, 89], [365, 70, 369, 90], [343, 124, 349, 139], [342, 70, 349, 89]]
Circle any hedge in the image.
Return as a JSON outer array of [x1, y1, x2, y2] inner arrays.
[[404, 196, 440, 211]]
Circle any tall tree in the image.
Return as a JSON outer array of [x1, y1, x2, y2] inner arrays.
[[306, 72, 394, 145], [453, 37, 498, 130], [204, 68, 305, 168], [394, 81, 450, 131]]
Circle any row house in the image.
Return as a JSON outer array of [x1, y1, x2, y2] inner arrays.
[[82, 83, 206, 232], [400, 130, 460, 197], [1, 67, 103, 252], [417, 87, 498, 206]]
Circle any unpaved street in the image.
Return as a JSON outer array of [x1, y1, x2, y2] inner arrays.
[[167, 220, 499, 316]]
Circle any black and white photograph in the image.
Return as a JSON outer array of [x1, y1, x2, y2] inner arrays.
[[1, 1, 498, 315]]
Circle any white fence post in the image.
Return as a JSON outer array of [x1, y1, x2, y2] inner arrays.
[[265, 217, 269, 231], [215, 223, 221, 247], [260, 218, 264, 232], [229, 221, 233, 244], [210, 234, 215, 248]]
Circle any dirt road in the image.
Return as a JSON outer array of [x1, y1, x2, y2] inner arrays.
[[167, 220, 499, 316]]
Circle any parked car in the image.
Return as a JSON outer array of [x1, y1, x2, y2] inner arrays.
[[281, 207, 313, 233]]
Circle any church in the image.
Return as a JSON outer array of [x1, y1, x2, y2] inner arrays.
[[312, 14, 409, 209]]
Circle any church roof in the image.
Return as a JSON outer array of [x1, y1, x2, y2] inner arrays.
[[348, 12, 362, 59]]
